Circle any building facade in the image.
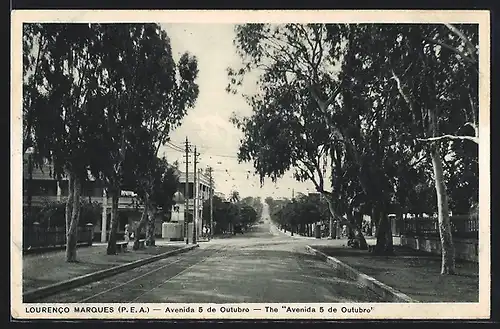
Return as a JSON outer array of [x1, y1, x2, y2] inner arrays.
[[176, 169, 215, 237], [23, 153, 217, 242]]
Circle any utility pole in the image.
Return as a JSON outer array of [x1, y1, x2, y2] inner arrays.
[[184, 137, 190, 245], [192, 146, 199, 244], [207, 166, 214, 240]]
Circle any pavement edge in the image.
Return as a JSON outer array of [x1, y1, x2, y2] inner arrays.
[[23, 244, 200, 303], [305, 245, 418, 303]]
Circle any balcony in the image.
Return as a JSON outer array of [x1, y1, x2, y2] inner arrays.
[[23, 195, 144, 211]]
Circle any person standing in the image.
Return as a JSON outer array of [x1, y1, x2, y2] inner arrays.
[[124, 224, 130, 244]]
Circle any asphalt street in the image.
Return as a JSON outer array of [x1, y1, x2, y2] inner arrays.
[[37, 206, 384, 303]]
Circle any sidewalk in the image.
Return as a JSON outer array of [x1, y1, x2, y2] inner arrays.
[[310, 244, 479, 302], [269, 223, 398, 245], [23, 239, 189, 294], [269, 223, 318, 240]]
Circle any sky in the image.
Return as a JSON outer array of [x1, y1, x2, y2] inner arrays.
[[157, 23, 316, 200]]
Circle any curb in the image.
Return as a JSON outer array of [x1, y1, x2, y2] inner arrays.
[[305, 245, 417, 303], [23, 242, 93, 255], [23, 244, 199, 303]]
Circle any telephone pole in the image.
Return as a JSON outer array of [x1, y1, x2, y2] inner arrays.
[[184, 137, 190, 245], [207, 166, 214, 240], [192, 146, 200, 244]]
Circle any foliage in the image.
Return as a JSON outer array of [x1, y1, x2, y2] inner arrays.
[[202, 194, 261, 234], [268, 194, 329, 230], [23, 23, 199, 257], [23, 200, 102, 228], [228, 23, 479, 257]]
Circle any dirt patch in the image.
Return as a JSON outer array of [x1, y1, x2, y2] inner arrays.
[[312, 245, 479, 302]]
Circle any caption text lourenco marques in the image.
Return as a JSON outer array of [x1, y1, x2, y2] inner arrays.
[[25, 305, 375, 315]]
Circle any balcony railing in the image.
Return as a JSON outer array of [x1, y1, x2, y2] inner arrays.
[[23, 195, 143, 210]]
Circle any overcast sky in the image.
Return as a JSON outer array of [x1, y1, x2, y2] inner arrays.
[[158, 23, 316, 200]]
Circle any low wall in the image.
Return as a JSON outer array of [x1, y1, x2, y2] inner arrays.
[[400, 235, 478, 262]]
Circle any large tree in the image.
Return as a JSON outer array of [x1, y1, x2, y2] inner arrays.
[[23, 23, 105, 262], [130, 49, 199, 249], [86, 24, 198, 254], [228, 23, 479, 267], [228, 23, 373, 249], [23, 23, 199, 258], [380, 23, 479, 273]]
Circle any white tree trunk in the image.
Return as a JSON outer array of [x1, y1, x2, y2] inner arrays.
[[146, 205, 156, 246], [65, 174, 74, 237], [329, 218, 334, 239], [65, 173, 81, 262], [430, 147, 456, 274], [134, 197, 149, 250]]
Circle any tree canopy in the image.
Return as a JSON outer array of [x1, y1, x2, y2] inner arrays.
[[228, 23, 479, 269]]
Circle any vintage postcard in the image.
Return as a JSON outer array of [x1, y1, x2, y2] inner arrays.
[[11, 9, 490, 320]]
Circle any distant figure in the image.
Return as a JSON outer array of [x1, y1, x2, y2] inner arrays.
[[124, 224, 130, 244], [341, 225, 347, 238]]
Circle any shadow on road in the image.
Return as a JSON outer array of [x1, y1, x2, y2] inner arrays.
[[132, 244, 386, 303]]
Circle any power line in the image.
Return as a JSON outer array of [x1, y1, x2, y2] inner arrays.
[[164, 143, 239, 159], [165, 141, 184, 152], [165, 141, 240, 159]]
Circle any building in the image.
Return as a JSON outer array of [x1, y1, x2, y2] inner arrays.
[[23, 152, 216, 242], [176, 169, 215, 237], [22, 154, 146, 241]]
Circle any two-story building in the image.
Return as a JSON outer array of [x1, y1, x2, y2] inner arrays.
[[23, 151, 217, 242], [22, 153, 145, 242], [175, 169, 215, 238]]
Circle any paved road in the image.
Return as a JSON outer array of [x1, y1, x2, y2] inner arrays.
[[37, 207, 384, 303]]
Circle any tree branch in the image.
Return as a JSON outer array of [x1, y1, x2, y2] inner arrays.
[[297, 160, 323, 193], [309, 83, 342, 112], [468, 92, 477, 129], [417, 135, 479, 144], [444, 23, 477, 62], [423, 37, 478, 71], [391, 69, 414, 113]]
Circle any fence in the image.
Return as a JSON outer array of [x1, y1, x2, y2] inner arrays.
[[401, 215, 478, 239], [23, 223, 94, 251]]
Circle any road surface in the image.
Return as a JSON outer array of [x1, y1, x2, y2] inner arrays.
[[36, 205, 383, 303]]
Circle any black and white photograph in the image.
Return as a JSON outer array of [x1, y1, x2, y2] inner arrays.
[[11, 10, 490, 320]]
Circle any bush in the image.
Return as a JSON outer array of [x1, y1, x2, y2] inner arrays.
[[24, 199, 102, 228]]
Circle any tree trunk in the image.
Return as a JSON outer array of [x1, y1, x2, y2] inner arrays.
[[395, 208, 403, 237], [371, 207, 378, 237], [65, 174, 74, 237], [373, 204, 394, 255], [431, 147, 456, 274], [329, 218, 334, 239], [134, 197, 149, 250], [106, 189, 120, 255], [146, 205, 156, 246], [26, 154, 34, 219], [346, 210, 368, 250], [324, 195, 367, 249], [65, 173, 81, 262]]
